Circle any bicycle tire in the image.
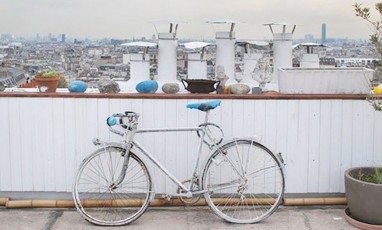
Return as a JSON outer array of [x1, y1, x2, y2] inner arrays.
[[73, 146, 152, 226], [202, 139, 284, 224]]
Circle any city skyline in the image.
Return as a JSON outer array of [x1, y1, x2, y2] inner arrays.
[[0, 0, 380, 40]]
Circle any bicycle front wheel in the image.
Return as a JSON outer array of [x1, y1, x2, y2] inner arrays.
[[202, 139, 284, 224], [73, 147, 152, 226]]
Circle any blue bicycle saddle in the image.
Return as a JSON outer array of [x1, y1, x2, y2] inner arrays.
[[186, 100, 221, 112]]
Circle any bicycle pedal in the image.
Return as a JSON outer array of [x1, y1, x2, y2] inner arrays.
[[161, 194, 172, 201]]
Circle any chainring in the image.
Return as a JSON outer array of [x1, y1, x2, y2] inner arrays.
[[176, 179, 202, 205]]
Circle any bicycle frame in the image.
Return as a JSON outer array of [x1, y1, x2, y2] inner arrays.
[[111, 110, 215, 197], [74, 101, 286, 225]]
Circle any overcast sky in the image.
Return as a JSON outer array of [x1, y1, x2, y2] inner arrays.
[[0, 0, 380, 40]]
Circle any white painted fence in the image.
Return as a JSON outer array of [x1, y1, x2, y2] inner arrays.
[[0, 96, 381, 197]]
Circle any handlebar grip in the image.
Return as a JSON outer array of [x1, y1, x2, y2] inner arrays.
[[107, 116, 117, 126]]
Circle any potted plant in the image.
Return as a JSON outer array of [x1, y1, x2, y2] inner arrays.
[[344, 3, 382, 228], [345, 167, 382, 226], [35, 70, 61, 92]]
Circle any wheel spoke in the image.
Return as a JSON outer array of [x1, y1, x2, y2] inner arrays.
[[203, 140, 284, 223], [73, 147, 151, 226]]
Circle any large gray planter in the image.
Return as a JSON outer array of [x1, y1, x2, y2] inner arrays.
[[345, 167, 382, 225]]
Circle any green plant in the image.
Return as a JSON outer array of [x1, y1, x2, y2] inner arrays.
[[354, 2, 382, 110], [356, 168, 382, 184], [367, 95, 382, 111], [41, 70, 60, 78], [354, 2, 382, 58], [57, 76, 68, 88]]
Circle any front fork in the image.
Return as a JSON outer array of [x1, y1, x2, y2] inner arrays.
[[110, 145, 132, 190], [92, 138, 133, 191]]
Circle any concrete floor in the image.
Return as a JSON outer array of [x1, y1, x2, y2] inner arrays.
[[0, 206, 357, 230]]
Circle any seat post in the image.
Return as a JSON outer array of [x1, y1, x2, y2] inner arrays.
[[204, 110, 210, 123]]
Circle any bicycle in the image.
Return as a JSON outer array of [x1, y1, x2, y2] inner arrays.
[[72, 100, 285, 226]]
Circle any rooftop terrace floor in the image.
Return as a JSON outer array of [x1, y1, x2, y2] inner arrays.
[[0, 206, 357, 230]]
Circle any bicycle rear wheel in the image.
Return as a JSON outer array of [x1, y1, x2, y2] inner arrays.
[[202, 139, 284, 224], [73, 147, 152, 226]]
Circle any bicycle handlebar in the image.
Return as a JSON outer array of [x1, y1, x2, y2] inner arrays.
[[106, 111, 139, 136]]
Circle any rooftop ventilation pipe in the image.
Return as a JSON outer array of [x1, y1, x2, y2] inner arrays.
[[294, 43, 326, 68], [264, 23, 296, 79], [207, 20, 237, 85], [183, 42, 213, 79], [157, 22, 179, 86], [120, 42, 157, 92]]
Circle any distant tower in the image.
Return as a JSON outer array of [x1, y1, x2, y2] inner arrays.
[[322, 23, 327, 44], [264, 23, 296, 79], [61, 34, 66, 43]]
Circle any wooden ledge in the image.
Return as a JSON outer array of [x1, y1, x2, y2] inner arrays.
[[0, 91, 371, 100]]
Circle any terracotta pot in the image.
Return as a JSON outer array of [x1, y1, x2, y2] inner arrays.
[[18, 81, 37, 88], [35, 76, 60, 92], [345, 167, 382, 225]]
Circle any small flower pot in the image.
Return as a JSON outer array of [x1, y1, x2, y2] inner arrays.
[[35, 76, 60, 93]]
